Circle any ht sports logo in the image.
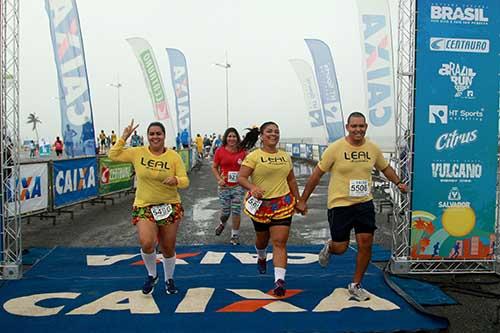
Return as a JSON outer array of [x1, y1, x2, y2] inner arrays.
[[429, 37, 489, 53], [430, 4, 489, 25], [429, 105, 484, 124], [438, 62, 476, 98]]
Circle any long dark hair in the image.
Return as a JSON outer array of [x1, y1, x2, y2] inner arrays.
[[239, 121, 278, 150], [222, 127, 241, 146]]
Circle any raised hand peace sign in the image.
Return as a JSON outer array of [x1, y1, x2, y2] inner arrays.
[[122, 119, 139, 141]]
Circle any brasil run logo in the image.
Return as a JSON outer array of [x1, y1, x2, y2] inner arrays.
[[438, 62, 476, 98]]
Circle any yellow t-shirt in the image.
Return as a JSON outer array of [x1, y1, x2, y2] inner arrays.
[[318, 138, 388, 208], [195, 136, 203, 153], [241, 149, 292, 199], [108, 138, 189, 207], [111, 133, 117, 144]]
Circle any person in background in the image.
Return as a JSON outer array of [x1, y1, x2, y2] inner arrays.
[[109, 119, 189, 295], [296, 112, 407, 301], [175, 132, 181, 150], [29, 140, 36, 159], [53, 136, 63, 158], [99, 130, 107, 153], [181, 128, 190, 148], [211, 127, 247, 245], [195, 134, 203, 159], [63, 124, 77, 158], [131, 130, 141, 147], [238, 122, 303, 296], [111, 130, 117, 146]]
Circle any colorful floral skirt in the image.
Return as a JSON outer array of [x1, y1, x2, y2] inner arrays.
[[243, 192, 296, 223], [132, 203, 184, 226]]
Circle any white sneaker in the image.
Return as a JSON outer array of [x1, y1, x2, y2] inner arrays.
[[348, 283, 370, 301], [318, 241, 331, 267]]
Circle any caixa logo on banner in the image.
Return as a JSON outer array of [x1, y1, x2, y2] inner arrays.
[[55, 166, 96, 194], [430, 4, 489, 25], [438, 62, 476, 98], [429, 105, 484, 124], [435, 129, 478, 151]]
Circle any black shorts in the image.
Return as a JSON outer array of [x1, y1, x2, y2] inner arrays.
[[55, 150, 63, 156], [252, 216, 292, 232], [327, 200, 376, 242]]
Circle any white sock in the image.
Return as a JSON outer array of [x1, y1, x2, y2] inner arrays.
[[141, 249, 157, 278], [162, 254, 176, 281], [274, 267, 286, 282], [255, 246, 267, 260], [231, 229, 239, 237]]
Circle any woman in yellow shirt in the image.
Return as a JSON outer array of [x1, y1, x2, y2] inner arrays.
[[109, 119, 189, 295], [238, 121, 303, 296]]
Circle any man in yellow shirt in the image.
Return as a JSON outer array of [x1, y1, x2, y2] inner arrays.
[[297, 112, 407, 301]]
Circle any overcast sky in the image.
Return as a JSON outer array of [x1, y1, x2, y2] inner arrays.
[[19, 0, 398, 143]]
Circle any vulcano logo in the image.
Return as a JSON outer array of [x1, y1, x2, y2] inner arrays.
[[431, 162, 482, 182], [430, 37, 489, 53]]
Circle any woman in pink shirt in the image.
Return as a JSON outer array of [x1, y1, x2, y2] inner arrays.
[[211, 127, 247, 245]]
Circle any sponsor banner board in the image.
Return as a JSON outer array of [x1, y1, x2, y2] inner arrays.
[[98, 158, 133, 195], [411, 0, 498, 259], [7, 163, 49, 215], [53, 157, 98, 208]]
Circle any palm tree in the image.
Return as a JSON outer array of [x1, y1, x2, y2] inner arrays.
[[26, 113, 42, 142]]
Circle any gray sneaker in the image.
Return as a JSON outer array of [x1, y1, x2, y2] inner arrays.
[[348, 283, 370, 301], [318, 241, 331, 267], [230, 234, 240, 245]]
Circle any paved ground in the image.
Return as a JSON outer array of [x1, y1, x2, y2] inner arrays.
[[21, 158, 500, 332]]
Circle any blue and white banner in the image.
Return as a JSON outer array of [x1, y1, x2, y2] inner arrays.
[[7, 164, 49, 215], [289, 59, 325, 130], [304, 39, 345, 143], [411, 0, 499, 260], [357, 0, 396, 151], [166, 48, 192, 141], [45, 0, 96, 157], [53, 158, 98, 208]]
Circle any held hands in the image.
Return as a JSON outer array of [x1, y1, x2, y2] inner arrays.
[[295, 200, 307, 215], [122, 119, 140, 141], [163, 176, 178, 186], [250, 186, 265, 199]]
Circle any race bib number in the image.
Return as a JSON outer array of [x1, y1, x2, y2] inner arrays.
[[245, 196, 263, 215], [227, 171, 239, 183], [349, 180, 369, 197], [151, 204, 173, 221]]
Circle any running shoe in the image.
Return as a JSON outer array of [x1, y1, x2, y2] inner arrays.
[[215, 223, 225, 236], [348, 283, 370, 301], [273, 279, 286, 297], [230, 235, 240, 245], [166, 279, 179, 295], [318, 241, 331, 268], [257, 258, 267, 274], [142, 275, 158, 295]]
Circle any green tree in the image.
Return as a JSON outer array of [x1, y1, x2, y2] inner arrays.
[[26, 112, 42, 142]]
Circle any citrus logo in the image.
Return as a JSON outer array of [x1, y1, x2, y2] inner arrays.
[[429, 37, 489, 53], [435, 129, 477, 151]]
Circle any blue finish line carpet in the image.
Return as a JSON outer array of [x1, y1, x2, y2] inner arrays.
[[0, 245, 447, 332]]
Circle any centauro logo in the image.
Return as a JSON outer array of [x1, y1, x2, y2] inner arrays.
[[429, 37, 489, 53], [55, 167, 96, 194]]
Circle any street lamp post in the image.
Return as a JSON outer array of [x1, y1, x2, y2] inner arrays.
[[214, 53, 231, 128], [108, 78, 122, 131]]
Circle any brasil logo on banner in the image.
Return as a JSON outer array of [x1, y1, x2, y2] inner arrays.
[[411, 0, 499, 260]]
